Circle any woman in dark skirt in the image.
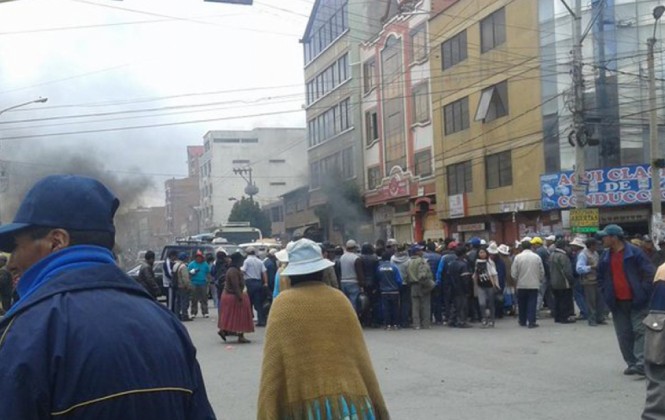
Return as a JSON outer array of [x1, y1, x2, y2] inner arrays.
[[218, 252, 254, 344]]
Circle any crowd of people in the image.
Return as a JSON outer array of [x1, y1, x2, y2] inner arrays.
[[0, 174, 664, 419]]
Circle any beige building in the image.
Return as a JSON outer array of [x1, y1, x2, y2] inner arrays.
[[430, 0, 545, 244]]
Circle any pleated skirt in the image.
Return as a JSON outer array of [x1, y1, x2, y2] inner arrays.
[[219, 291, 255, 333]]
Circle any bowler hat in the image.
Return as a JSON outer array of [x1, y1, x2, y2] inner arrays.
[[0, 175, 119, 252]]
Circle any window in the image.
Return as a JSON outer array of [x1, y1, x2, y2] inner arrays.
[[414, 149, 433, 177], [480, 8, 506, 53], [308, 97, 351, 148], [232, 159, 250, 164], [303, 1, 348, 65], [270, 206, 283, 222], [475, 81, 509, 122], [367, 166, 381, 190], [342, 147, 354, 179], [363, 58, 376, 94], [444, 97, 469, 135], [365, 109, 378, 145], [441, 30, 467, 70], [446, 160, 473, 195], [310, 161, 321, 189], [270, 182, 287, 186], [269, 159, 286, 163], [411, 24, 427, 63], [241, 138, 258, 144], [214, 138, 239, 143], [412, 82, 430, 124], [485, 151, 512, 189], [306, 54, 349, 105]]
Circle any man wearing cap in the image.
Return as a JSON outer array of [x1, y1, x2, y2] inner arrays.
[[173, 252, 193, 321], [436, 241, 458, 324], [423, 242, 444, 325], [545, 235, 557, 252], [339, 239, 365, 313], [597, 224, 655, 376], [642, 236, 665, 268], [0, 254, 12, 314], [532, 237, 554, 317], [162, 250, 179, 313], [574, 237, 606, 326], [0, 175, 215, 419], [406, 244, 434, 330], [188, 250, 211, 318], [241, 246, 268, 327], [512, 240, 545, 328], [137, 250, 160, 298]]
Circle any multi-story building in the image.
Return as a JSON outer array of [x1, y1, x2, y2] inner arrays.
[[360, 0, 443, 243], [431, 0, 544, 244], [199, 128, 307, 228], [538, 0, 665, 235], [165, 176, 200, 237], [300, 0, 392, 243]]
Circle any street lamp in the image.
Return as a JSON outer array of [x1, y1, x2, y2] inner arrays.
[[0, 97, 48, 225], [648, 6, 665, 238], [0, 97, 48, 117]]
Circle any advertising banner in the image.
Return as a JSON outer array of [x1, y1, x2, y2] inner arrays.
[[541, 164, 665, 210]]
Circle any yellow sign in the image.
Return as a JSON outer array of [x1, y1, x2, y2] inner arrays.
[[570, 209, 600, 228]]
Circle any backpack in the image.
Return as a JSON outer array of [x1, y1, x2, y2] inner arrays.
[[475, 261, 493, 288]]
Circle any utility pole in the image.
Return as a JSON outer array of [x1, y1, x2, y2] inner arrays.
[[648, 6, 665, 239], [571, 0, 586, 209], [561, 0, 605, 210], [233, 167, 259, 202]]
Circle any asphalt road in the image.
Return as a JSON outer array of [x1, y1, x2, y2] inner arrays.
[[185, 312, 646, 420]]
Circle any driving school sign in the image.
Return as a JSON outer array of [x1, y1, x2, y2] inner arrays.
[[570, 209, 599, 233], [541, 164, 665, 210]]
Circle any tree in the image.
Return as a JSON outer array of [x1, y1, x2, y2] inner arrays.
[[228, 197, 272, 237]]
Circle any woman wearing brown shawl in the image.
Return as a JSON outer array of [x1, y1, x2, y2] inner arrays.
[[218, 252, 254, 344], [257, 239, 389, 420]]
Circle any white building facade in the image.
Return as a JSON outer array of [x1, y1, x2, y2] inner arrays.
[[199, 127, 307, 228]]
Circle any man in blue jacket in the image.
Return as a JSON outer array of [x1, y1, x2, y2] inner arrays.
[[597, 224, 655, 377], [0, 175, 216, 420]]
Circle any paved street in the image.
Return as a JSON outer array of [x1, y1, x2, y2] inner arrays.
[[185, 313, 646, 419]]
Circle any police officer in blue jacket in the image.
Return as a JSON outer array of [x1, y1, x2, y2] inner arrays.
[[0, 175, 216, 420]]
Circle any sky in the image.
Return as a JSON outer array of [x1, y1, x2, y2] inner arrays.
[[0, 0, 313, 207]]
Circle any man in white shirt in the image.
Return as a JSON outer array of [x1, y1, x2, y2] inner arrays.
[[242, 247, 268, 326], [511, 241, 545, 328]]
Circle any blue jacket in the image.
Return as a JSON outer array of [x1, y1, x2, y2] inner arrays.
[[376, 261, 402, 293], [423, 252, 440, 280], [435, 253, 456, 285], [597, 242, 655, 311], [0, 246, 216, 420]]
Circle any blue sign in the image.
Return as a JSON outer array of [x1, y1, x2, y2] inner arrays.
[[540, 164, 665, 209]]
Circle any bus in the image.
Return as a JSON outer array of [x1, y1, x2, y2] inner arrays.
[[212, 222, 262, 245]]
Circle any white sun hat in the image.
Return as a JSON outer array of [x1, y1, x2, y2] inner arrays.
[[280, 238, 334, 276]]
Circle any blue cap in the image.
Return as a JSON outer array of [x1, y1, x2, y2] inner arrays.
[[596, 224, 624, 238], [0, 175, 119, 252], [409, 244, 424, 254], [178, 252, 188, 261], [469, 237, 481, 246]]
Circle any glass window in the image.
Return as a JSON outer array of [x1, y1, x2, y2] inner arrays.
[[367, 166, 381, 190], [412, 82, 430, 124], [414, 149, 432, 177], [480, 8, 506, 53], [441, 30, 467, 70], [365, 109, 379, 145], [476, 81, 509, 122], [363, 58, 375, 94], [410, 24, 427, 63], [310, 161, 321, 189], [485, 151, 512, 189], [342, 147, 353, 179], [444, 97, 469, 135], [446, 160, 473, 195]]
